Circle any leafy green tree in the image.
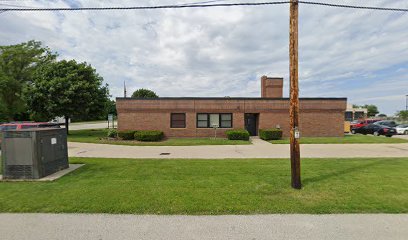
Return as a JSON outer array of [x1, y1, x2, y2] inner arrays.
[[71, 99, 116, 122], [353, 104, 379, 118], [26, 60, 109, 133], [104, 99, 117, 116], [396, 110, 408, 121], [131, 88, 158, 98], [0, 100, 7, 122], [0, 40, 56, 120], [363, 104, 379, 117]]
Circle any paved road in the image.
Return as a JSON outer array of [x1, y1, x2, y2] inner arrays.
[[395, 134, 408, 140], [0, 214, 406, 240], [69, 138, 408, 159], [66, 121, 115, 130]]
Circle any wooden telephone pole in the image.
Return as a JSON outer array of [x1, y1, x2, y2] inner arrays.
[[289, 0, 301, 189]]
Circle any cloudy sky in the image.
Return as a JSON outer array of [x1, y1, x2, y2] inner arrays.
[[1, 0, 407, 114]]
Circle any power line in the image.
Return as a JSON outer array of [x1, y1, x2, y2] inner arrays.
[[0, 2, 289, 12], [299, 1, 408, 12], [0, 1, 407, 12], [180, 0, 230, 6]]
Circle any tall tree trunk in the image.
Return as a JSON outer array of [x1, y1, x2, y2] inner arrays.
[[65, 116, 69, 135]]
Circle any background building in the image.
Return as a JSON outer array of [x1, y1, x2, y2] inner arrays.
[[345, 104, 368, 121], [117, 76, 347, 138]]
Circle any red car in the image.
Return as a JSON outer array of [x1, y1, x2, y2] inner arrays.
[[350, 119, 381, 130]]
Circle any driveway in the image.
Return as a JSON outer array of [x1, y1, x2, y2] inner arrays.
[[66, 121, 115, 130], [69, 138, 408, 159], [395, 134, 408, 140], [0, 214, 407, 240]]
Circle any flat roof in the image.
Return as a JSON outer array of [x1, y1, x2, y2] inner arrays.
[[117, 97, 347, 101]]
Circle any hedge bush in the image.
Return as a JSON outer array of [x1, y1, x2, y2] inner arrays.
[[259, 128, 283, 140], [226, 129, 250, 141], [134, 130, 164, 142], [118, 130, 136, 140], [107, 129, 117, 138]]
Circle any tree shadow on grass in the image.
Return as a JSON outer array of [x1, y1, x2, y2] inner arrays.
[[303, 160, 384, 186]]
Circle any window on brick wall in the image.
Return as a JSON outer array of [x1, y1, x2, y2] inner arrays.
[[197, 114, 208, 128], [220, 113, 232, 128], [196, 113, 233, 128], [210, 114, 219, 128], [171, 113, 186, 128]]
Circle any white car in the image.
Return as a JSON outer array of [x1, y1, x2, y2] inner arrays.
[[396, 124, 408, 135]]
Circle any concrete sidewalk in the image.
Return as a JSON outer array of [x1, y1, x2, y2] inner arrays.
[[68, 138, 408, 159], [1, 214, 407, 240]]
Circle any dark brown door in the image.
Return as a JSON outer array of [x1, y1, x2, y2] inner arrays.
[[245, 114, 258, 136]]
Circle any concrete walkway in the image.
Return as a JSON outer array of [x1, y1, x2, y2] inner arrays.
[[1, 214, 407, 240], [68, 138, 408, 159]]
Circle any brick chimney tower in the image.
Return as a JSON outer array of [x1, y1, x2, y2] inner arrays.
[[261, 75, 283, 98]]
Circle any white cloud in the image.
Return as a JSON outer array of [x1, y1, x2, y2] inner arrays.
[[0, 0, 407, 114]]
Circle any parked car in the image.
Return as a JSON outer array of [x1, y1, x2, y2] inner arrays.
[[351, 123, 396, 137], [374, 120, 398, 128], [396, 124, 408, 135], [350, 119, 381, 129]]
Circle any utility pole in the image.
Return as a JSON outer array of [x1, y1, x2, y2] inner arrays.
[[406, 94, 408, 111], [289, 0, 301, 189]]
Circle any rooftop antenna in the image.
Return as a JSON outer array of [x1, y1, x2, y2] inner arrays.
[[124, 81, 127, 98]]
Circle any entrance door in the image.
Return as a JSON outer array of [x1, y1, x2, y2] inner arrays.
[[245, 113, 258, 136]]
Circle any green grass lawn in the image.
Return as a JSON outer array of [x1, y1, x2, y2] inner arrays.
[[0, 157, 407, 214], [270, 134, 408, 144], [68, 129, 250, 146]]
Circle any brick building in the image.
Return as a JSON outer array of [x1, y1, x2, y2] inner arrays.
[[117, 76, 347, 138]]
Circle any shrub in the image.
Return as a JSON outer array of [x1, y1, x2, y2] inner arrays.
[[259, 128, 283, 140], [107, 129, 117, 138], [118, 130, 136, 140], [226, 129, 250, 141], [134, 130, 164, 142]]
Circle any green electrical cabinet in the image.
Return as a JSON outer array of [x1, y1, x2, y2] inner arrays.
[[1, 128, 68, 179]]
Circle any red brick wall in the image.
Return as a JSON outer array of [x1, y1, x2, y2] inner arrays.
[[117, 98, 346, 138], [261, 76, 283, 98]]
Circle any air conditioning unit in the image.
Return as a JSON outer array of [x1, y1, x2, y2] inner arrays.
[[1, 128, 68, 179]]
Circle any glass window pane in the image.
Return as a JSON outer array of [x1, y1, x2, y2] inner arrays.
[[172, 121, 185, 128], [197, 120, 208, 128], [197, 114, 208, 121], [210, 114, 219, 127], [221, 120, 232, 128], [221, 114, 231, 121], [171, 113, 185, 128], [172, 114, 185, 121]]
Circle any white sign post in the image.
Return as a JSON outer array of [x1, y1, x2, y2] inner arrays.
[[212, 124, 219, 139], [108, 114, 114, 129]]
